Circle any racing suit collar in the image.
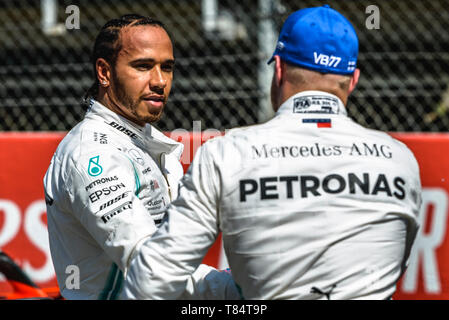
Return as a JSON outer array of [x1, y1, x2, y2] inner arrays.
[[143, 124, 184, 161], [276, 90, 347, 117], [86, 99, 183, 160]]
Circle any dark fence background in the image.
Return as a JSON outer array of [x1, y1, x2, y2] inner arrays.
[[0, 0, 448, 132]]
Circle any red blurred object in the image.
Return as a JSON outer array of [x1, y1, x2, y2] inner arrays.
[[0, 250, 62, 300]]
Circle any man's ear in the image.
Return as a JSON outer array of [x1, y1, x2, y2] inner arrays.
[[96, 58, 112, 87], [348, 68, 360, 95], [274, 55, 284, 87]]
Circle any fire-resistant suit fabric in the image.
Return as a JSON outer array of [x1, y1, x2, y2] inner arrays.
[[123, 90, 422, 300]]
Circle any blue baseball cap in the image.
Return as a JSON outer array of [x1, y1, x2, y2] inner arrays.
[[268, 5, 359, 75]]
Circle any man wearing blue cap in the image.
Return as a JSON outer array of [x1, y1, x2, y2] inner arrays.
[[123, 5, 422, 300]]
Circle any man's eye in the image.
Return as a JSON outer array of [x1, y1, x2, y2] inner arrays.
[[162, 65, 174, 72], [136, 64, 151, 70]]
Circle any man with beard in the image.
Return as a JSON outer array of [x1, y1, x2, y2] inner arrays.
[[43, 14, 240, 300]]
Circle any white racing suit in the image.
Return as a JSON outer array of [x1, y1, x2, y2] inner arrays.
[[123, 90, 422, 300], [43, 100, 240, 300]]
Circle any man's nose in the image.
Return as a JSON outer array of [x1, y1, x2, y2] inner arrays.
[[149, 66, 167, 89]]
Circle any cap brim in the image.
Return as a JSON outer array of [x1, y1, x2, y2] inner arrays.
[[267, 56, 275, 65]]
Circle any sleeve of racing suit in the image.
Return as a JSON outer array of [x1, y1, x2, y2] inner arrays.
[[122, 139, 242, 300], [399, 151, 423, 275], [67, 149, 157, 276]]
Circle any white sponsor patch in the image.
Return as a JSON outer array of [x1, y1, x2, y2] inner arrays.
[[313, 52, 341, 68]]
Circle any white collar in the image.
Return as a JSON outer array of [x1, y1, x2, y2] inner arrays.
[[85, 99, 183, 160], [276, 90, 347, 117]]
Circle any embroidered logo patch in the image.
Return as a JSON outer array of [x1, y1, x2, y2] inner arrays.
[[88, 155, 103, 176], [302, 118, 332, 128]]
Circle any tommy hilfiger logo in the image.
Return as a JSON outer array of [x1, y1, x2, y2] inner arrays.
[[302, 118, 332, 128]]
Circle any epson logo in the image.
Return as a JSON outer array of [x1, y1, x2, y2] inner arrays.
[[88, 183, 126, 203], [313, 52, 341, 68], [107, 121, 138, 139]]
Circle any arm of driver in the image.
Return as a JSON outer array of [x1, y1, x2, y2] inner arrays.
[[122, 140, 240, 299]]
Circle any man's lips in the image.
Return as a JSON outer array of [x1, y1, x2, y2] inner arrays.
[[142, 95, 165, 108]]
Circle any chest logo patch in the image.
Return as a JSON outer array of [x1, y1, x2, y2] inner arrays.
[[88, 155, 103, 177], [128, 149, 145, 166], [150, 179, 160, 192]]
